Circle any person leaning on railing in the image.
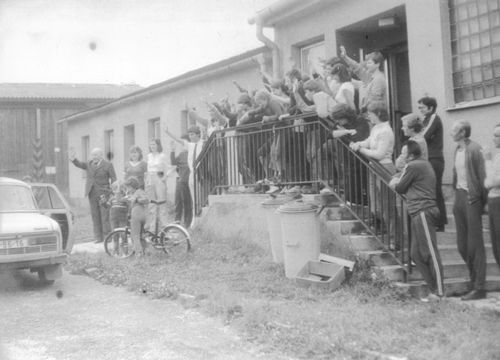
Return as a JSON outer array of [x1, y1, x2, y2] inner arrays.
[[389, 140, 444, 301], [395, 113, 428, 172], [330, 104, 370, 204], [254, 90, 285, 187], [349, 101, 395, 176], [349, 101, 395, 240]]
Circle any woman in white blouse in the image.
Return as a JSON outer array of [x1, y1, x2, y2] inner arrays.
[[146, 139, 168, 229]]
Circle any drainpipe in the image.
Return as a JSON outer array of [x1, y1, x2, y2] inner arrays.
[[252, 17, 281, 79]]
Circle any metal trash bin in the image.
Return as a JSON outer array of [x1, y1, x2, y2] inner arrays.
[[277, 201, 320, 278], [261, 196, 288, 263]]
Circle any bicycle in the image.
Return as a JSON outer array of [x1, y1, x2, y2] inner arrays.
[[104, 200, 191, 258]]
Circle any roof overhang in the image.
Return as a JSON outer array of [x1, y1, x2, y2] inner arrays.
[[248, 0, 335, 27]]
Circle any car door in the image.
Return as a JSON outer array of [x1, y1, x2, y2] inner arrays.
[[31, 183, 74, 254]]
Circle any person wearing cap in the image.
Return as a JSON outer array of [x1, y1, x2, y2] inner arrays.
[[165, 125, 204, 226]]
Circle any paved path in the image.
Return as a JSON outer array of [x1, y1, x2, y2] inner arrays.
[[0, 270, 289, 360]]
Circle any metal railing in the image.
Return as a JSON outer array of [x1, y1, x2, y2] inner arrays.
[[193, 113, 411, 276]]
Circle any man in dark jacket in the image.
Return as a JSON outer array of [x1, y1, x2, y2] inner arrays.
[[419, 96, 447, 231], [451, 120, 487, 300], [390, 140, 444, 300], [69, 147, 116, 243], [170, 138, 192, 228]]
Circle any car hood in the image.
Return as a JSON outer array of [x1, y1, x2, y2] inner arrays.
[[0, 212, 58, 235]]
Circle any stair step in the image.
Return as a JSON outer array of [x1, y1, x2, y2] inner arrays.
[[437, 231, 490, 245], [438, 244, 496, 262], [395, 276, 500, 297], [325, 219, 367, 236], [358, 250, 400, 266], [378, 259, 500, 282], [349, 234, 384, 251]]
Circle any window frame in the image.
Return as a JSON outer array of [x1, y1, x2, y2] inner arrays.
[[448, 0, 500, 106]]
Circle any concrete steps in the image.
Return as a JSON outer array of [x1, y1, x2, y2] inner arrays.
[[326, 200, 500, 296]]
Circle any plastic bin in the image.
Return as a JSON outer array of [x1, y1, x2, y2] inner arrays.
[[295, 260, 345, 290], [261, 196, 288, 263], [277, 201, 320, 278]]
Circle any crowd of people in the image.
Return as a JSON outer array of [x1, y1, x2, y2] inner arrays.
[[67, 44, 500, 304]]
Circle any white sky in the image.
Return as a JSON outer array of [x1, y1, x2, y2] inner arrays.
[[0, 0, 276, 86]]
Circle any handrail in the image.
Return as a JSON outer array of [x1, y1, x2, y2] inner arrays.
[[193, 112, 412, 277]]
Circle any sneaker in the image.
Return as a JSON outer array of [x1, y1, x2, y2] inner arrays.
[[320, 187, 333, 194]]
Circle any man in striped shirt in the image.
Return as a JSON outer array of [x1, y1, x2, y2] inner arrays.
[[390, 140, 444, 300]]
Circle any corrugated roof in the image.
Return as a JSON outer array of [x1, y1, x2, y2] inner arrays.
[[0, 83, 143, 100]]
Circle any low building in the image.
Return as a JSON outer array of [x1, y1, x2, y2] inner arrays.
[[248, 0, 500, 184], [0, 83, 141, 192], [61, 47, 271, 199]]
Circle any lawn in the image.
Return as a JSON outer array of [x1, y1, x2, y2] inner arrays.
[[67, 205, 500, 360]]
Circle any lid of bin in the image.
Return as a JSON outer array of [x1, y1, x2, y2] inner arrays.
[[277, 200, 318, 213], [261, 195, 288, 206]]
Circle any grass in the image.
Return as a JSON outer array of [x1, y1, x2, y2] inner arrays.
[[66, 205, 500, 360]]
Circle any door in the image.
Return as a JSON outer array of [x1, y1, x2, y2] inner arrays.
[[31, 183, 74, 254], [386, 44, 412, 156]]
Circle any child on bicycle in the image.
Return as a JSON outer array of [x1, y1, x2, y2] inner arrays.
[[124, 176, 150, 257]]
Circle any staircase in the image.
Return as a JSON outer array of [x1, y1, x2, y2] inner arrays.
[[193, 114, 500, 297], [326, 199, 500, 297]]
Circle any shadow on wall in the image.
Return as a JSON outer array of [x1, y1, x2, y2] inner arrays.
[[193, 194, 355, 261]]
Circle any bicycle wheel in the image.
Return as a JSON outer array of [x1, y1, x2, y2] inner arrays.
[[104, 228, 135, 258], [160, 224, 191, 257]]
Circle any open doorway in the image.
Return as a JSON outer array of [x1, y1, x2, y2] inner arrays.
[[336, 5, 411, 154]]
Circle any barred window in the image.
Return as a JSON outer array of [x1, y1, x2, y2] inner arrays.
[[449, 0, 500, 103]]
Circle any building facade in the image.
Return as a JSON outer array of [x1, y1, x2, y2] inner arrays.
[[250, 0, 500, 183], [62, 47, 271, 198], [0, 83, 141, 192]]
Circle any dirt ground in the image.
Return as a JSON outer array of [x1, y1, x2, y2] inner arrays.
[[0, 270, 292, 360]]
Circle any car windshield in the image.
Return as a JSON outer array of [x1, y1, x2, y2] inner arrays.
[[0, 185, 38, 212]]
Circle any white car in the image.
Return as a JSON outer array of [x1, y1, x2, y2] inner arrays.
[[0, 177, 74, 284]]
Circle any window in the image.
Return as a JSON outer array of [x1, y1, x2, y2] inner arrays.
[[300, 41, 325, 78], [81, 136, 89, 162], [104, 130, 114, 161], [124, 125, 135, 163], [180, 110, 189, 136], [148, 118, 161, 140], [81, 135, 89, 178], [449, 0, 500, 103]]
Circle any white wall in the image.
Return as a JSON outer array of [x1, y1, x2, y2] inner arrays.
[[67, 59, 268, 198]]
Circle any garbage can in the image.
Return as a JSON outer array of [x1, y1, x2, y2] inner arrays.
[[261, 196, 288, 263], [277, 201, 320, 278]]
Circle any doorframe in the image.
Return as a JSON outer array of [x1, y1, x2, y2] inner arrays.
[[384, 42, 411, 157]]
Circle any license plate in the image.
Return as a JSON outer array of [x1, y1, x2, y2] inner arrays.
[[1, 239, 28, 249]]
